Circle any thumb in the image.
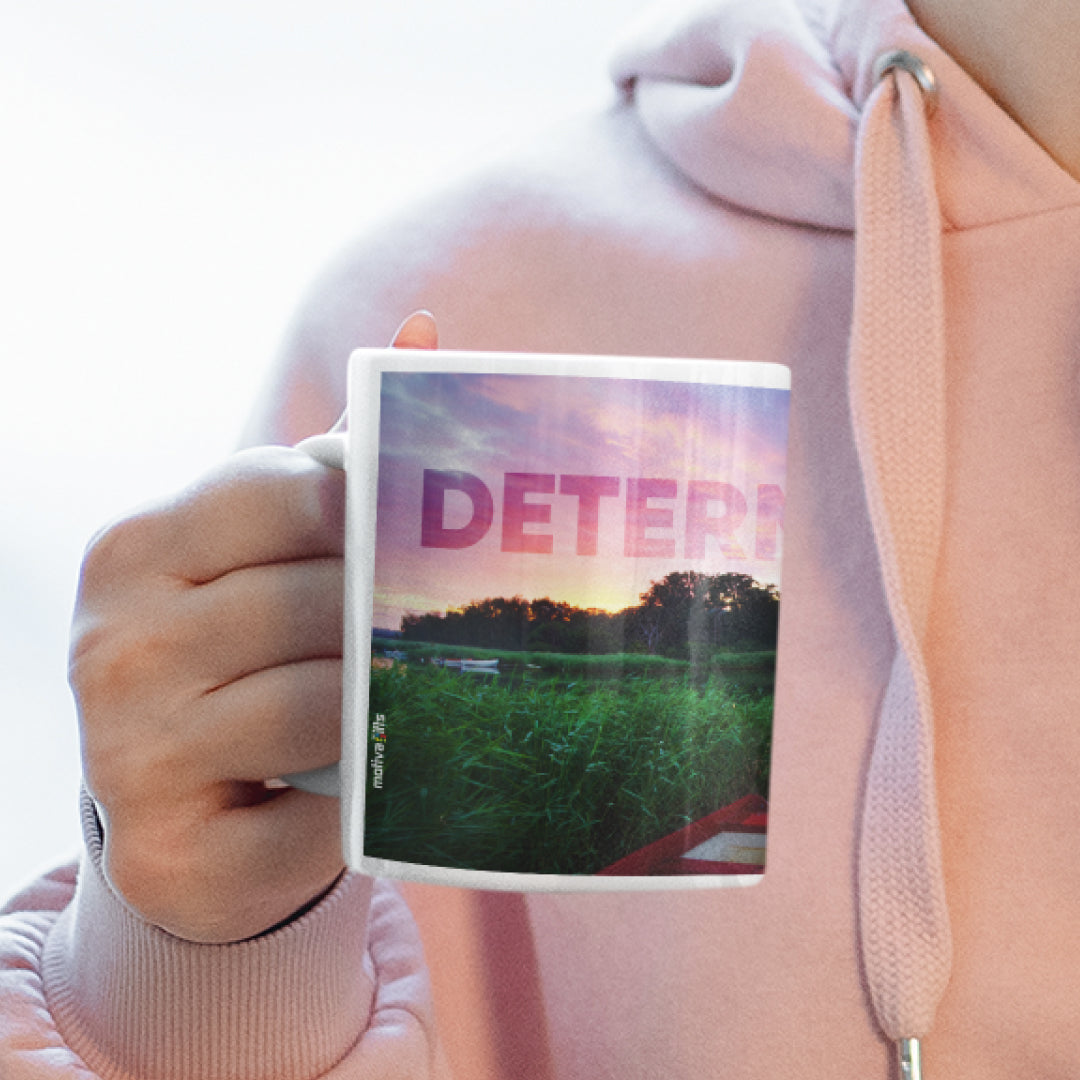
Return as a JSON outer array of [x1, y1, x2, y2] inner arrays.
[[329, 311, 439, 433], [391, 310, 439, 350]]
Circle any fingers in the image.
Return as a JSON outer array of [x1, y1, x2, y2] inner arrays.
[[104, 786, 345, 943], [198, 658, 343, 781], [192, 791, 346, 941], [178, 448, 347, 585], [78, 446, 346, 590], [179, 557, 344, 687], [73, 308, 443, 942]]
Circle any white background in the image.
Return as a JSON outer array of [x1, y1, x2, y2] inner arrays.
[[0, 0, 658, 897]]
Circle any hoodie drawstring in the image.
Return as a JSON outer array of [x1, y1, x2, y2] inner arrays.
[[848, 50, 951, 1078]]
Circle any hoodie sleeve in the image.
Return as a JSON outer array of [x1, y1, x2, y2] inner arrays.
[[0, 793, 449, 1080]]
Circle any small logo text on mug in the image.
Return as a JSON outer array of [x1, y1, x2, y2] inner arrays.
[[370, 714, 387, 789]]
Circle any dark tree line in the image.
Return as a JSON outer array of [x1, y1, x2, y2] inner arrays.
[[400, 571, 779, 657]]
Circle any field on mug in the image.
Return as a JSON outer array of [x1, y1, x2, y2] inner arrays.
[[363, 649, 773, 875]]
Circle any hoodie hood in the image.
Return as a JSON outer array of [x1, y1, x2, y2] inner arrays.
[[611, 0, 1080, 231]]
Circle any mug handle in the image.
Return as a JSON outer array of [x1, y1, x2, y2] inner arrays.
[[278, 430, 348, 798]]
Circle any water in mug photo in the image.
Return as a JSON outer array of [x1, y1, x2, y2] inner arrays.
[[352, 352, 789, 888]]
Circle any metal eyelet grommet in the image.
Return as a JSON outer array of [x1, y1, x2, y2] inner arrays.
[[872, 49, 939, 116]]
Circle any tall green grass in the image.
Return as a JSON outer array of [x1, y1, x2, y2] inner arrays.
[[365, 665, 772, 875]]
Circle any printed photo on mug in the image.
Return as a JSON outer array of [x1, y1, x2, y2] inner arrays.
[[321, 348, 789, 891]]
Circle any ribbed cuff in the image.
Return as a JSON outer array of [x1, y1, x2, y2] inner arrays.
[[42, 792, 377, 1080]]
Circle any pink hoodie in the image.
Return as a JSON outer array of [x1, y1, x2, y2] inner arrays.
[[5, 0, 1080, 1076]]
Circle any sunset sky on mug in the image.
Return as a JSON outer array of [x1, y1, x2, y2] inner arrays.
[[370, 370, 789, 630]]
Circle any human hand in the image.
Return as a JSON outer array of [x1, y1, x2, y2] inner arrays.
[[69, 312, 438, 943]]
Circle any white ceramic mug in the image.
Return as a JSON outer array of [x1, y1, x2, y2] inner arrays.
[[286, 347, 789, 891]]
